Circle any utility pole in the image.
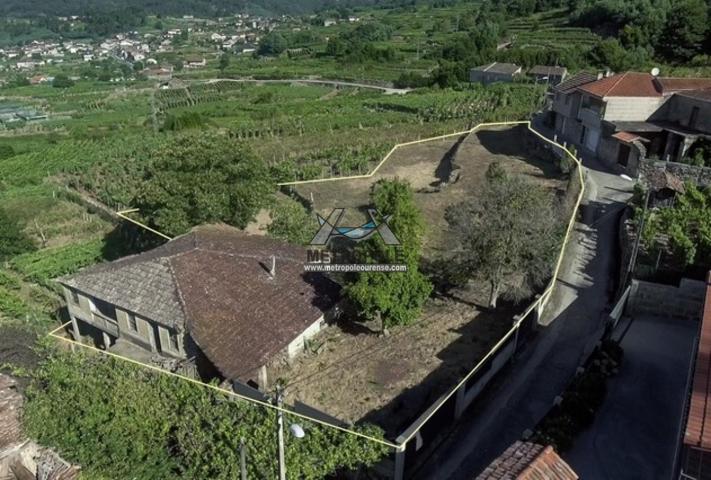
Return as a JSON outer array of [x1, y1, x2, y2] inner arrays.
[[623, 188, 651, 289], [276, 383, 287, 480]]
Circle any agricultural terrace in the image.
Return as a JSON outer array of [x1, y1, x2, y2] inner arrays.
[[273, 126, 571, 435], [0, 81, 545, 372]]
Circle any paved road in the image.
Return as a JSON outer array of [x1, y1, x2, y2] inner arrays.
[[564, 314, 696, 480], [414, 157, 634, 479], [203, 77, 411, 95]]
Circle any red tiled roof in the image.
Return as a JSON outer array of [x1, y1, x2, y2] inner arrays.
[[612, 131, 642, 144], [685, 272, 711, 450], [657, 77, 711, 93], [578, 72, 662, 98], [477, 441, 578, 479]]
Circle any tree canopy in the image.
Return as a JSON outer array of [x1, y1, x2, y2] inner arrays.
[[345, 179, 432, 328], [135, 132, 275, 237], [0, 208, 35, 262], [446, 163, 562, 308]]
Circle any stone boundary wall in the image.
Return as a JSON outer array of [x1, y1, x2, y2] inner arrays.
[[627, 278, 706, 320], [640, 159, 711, 186]]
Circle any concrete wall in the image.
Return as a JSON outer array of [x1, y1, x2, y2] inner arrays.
[[664, 95, 711, 134], [287, 315, 324, 357], [469, 70, 516, 85], [603, 96, 669, 122], [627, 278, 706, 320]]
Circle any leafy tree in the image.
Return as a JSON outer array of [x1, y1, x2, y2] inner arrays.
[[218, 52, 230, 72], [0, 144, 15, 160], [52, 74, 74, 88], [446, 164, 561, 308], [267, 197, 317, 245], [658, 0, 708, 61], [24, 348, 388, 480], [0, 208, 35, 261], [258, 32, 289, 56], [135, 132, 275, 236], [641, 183, 711, 267], [346, 179, 432, 327]]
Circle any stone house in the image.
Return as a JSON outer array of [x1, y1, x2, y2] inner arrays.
[[58, 225, 338, 391], [469, 62, 522, 85], [547, 72, 711, 176]]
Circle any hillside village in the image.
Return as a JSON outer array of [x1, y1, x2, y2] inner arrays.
[[1, 1, 711, 479]]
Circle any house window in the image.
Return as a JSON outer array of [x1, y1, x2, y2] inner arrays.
[[91, 298, 117, 321], [127, 313, 138, 332], [169, 331, 180, 352]]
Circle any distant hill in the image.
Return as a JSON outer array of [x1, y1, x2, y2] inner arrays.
[[0, 0, 390, 17]]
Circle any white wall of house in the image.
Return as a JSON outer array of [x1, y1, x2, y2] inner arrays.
[[287, 315, 325, 357], [603, 96, 669, 122]]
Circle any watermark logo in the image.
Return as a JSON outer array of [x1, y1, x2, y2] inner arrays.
[[310, 208, 400, 246], [305, 208, 406, 272]]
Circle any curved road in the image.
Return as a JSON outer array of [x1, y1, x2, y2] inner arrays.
[[414, 156, 634, 479], [203, 77, 411, 95]]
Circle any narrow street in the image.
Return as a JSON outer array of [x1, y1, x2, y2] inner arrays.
[[414, 158, 634, 479]]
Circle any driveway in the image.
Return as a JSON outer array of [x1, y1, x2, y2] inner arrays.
[[413, 157, 634, 479], [564, 314, 697, 480]]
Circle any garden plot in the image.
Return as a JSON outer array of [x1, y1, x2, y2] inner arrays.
[[277, 125, 568, 435]]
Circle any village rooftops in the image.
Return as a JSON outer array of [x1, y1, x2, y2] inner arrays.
[[476, 441, 578, 479], [59, 224, 338, 381], [472, 62, 521, 75], [577, 72, 711, 99], [684, 272, 711, 450]]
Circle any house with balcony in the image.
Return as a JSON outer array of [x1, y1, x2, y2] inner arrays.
[[58, 224, 338, 391], [547, 71, 711, 175]]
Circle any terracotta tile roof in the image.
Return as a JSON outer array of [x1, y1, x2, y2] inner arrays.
[[0, 374, 25, 453], [685, 272, 711, 450], [612, 131, 642, 144], [477, 441, 578, 479], [60, 225, 339, 381], [553, 72, 597, 94], [657, 77, 711, 93], [578, 72, 662, 98]]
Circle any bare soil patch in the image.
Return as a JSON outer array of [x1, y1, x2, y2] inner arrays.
[[293, 126, 566, 256]]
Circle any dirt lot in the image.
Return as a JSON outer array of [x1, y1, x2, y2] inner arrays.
[[274, 126, 567, 436], [271, 290, 517, 436], [292, 125, 565, 255]]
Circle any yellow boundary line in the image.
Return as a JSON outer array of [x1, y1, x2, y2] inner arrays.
[[277, 121, 529, 187], [116, 209, 173, 241], [396, 124, 585, 445], [48, 121, 584, 453]]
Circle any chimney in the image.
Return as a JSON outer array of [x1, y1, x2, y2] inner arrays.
[[269, 255, 276, 279]]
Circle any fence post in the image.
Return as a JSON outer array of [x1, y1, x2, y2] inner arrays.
[[454, 382, 467, 419], [393, 441, 407, 480]]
